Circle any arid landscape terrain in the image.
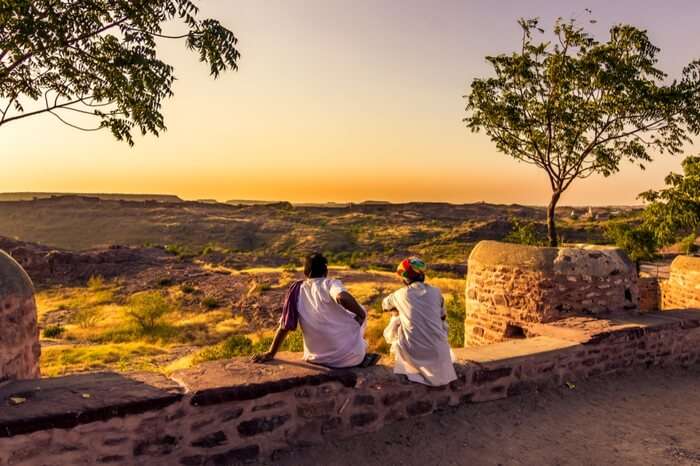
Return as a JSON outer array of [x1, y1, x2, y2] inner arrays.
[[0, 195, 642, 377]]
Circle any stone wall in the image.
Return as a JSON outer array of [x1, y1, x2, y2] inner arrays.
[[1, 310, 699, 466], [0, 250, 40, 381], [638, 276, 660, 312], [465, 241, 639, 346], [660, 255, 700, 310]]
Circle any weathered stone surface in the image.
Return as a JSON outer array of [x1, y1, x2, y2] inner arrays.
[[0, 372, 183, 437], [237, 415, 290, 437], [465, 241, 639, 346], [406, 400, 433, 416], [172, 354, 357, 407], [661, 256, 700, 310], [350, 412, 378, 427], [297, 399, 335, 418], [0, 250, 39, 381], [191, 431, 227, 448]]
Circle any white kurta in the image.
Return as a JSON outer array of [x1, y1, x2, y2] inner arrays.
[[297, 278, 367, 368], [382, 282, 457, 386]]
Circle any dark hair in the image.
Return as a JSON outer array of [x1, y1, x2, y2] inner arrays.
[[304, 253, 328, 278]]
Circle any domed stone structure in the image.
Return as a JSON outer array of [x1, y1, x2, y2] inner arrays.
[[465, 241, 639, 347], [0, 250, 40, 380]]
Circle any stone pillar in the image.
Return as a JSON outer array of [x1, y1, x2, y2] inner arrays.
[[0, 250, 40, 380]]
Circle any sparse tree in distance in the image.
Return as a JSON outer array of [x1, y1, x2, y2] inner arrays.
[[0, 0, 239, 145], [465, 14, 700, 246], [639, 155, 700, 249]]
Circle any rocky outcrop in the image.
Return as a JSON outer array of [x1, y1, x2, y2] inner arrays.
[[0, 250, 39, 380]]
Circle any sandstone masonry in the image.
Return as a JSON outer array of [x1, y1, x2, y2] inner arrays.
[[465, 241, 639, 346], [0, 251, 39, 381], [0, 310, 699, 465]]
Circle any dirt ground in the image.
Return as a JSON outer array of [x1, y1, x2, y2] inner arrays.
[[269, 366, 700, 466]]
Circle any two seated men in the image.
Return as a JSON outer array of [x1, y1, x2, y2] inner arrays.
[[252, 253, 456, 387]]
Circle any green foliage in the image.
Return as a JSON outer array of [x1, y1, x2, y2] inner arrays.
[[678, 233, 699, 255], [445, 294, 465, 348], [71, 308, 101, 328], [127, 292, 170, 333], [280, 330, 304, 352], [201, 296, 219, 309], [164, 244, 196, 258], [465, 15, 700, 246], [180, 283, 196, 294], [605, 223, 658, 262], [42, 324, 65, 339], [505, 219, 546, 246], [0, 1, 239, 144], [192, 334, 254, 364], [640, 156, 700, 246]]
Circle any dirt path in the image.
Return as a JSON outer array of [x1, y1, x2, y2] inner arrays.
[[269, 366, 700, 466]]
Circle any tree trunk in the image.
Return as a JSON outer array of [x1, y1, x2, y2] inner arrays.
[[547, 190, 562, 247]]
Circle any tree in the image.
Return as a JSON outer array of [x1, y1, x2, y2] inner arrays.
[[0, 0, 239, 145], [465, 15, 700, 246], [604, 222, 658, 267], [639, 155, 700, 247]]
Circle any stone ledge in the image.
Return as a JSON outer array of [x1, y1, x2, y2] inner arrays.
[[0, 372, 183, 437]]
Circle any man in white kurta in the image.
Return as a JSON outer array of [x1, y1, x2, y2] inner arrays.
[[382, 257, 457, 386]]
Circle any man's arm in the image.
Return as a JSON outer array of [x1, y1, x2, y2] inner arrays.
[[335, 291, 366, 325], [251, 325, 289, 363]]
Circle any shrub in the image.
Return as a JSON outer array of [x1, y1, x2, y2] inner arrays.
[[127, 292, 170, 333], [678, 233, 699, 255], [505, 219, 546, 246], [42, 325, 65, 338], [192, 334, 254, 364], [87, 275, 106, 290], [158, 277, 174, 287], [605, 223, 658, 263], [201, 296, 220, 309], [280, 330, 304, 352], [72, 308, 101, 328], [445, 294, 465, 348], [180, 284, 196, 294]]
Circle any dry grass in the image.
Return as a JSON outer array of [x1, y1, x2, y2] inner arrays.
[[37, 268, 466, 376]]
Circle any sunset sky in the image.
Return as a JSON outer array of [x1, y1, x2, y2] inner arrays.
[[3, 0, 699, 205]]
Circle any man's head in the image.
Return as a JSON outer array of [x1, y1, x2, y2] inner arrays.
[[396, 256, 426, 284], [304, 252, 328, 278]]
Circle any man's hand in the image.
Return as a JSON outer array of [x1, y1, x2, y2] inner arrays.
[[250, 351, 274, 364]]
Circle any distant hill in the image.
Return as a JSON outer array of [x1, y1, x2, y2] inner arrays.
[[0, 196, 642, 268], [226, 199, 281, 206], [0, 192, 183, 203]]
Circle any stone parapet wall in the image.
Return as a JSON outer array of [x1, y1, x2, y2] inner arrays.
[[1, 310, 699, 466], [660, 256, 700, 310], [0, 250, 39, 381], [465, 241, 638, 346]]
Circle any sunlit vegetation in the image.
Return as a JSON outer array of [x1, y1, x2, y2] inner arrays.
[[37, 269, 466, 377]]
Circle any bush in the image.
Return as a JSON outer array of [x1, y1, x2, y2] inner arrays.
[[505, 219, 546, 246], [678, 233, 699, 255], [158, 277, 174, 287], [42, 325, 65, 338], [180, 284, 196, 294], [127, 292, 170, 333], [192, 334, 254, 364], [201, 296, 220, 309], [72, 308, 100, 328], [87, 275, 106, 290], [445, 294, 465, 348], [605, 223, 658, 262], [280, 330, 304, 352]]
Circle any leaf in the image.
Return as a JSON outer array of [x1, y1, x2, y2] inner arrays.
[[81, 393, 91, 399], [565, 381, 576, 390], [9, 396, 27, 405]]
